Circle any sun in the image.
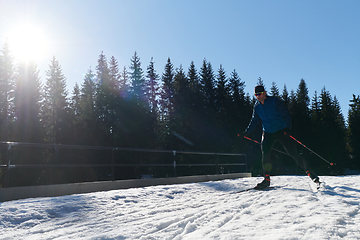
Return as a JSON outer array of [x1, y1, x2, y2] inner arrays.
[[7, 23, 49, 63]]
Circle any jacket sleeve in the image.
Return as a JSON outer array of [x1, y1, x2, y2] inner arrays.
[[245, 106, 261, 133], [275, 98, 292, 129]]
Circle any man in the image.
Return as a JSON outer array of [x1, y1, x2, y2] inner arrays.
[[244, 85, 320, 190]]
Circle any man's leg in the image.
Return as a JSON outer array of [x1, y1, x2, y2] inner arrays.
[[255, 131, 276, 189], [278, 132, 319, 182], [261, 131, 277, 175]]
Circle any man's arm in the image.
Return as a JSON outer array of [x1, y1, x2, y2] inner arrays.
[[275, 98, 292, 129], [244, 106, 260, 133]]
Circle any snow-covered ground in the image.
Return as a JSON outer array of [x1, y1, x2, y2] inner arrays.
[[1, 175, 360, 239]]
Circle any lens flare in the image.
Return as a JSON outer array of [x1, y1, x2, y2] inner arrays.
[[7, 23, 49, 63]]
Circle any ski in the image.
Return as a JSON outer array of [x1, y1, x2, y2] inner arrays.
[[308, 180, 324, 192], [218, 186, 283, 196], [316, 181, 325, 190], [232, 186, 279, 194]]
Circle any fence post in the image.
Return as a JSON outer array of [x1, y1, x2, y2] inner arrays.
[[215, 153, 218, 174], [244, 154, 248, 173], [5, 143, 12, 188], [111, 149, 115, 181], [173, 151, 176, 177]]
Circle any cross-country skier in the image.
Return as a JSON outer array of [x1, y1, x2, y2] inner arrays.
[[244, 85, 320, 190]]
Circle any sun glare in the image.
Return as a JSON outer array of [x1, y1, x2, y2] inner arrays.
[[8, 23, 49, 63]]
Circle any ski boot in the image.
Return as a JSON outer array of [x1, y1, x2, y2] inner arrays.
[[306, 170, 321, 189], [254, 175, 270, 190]]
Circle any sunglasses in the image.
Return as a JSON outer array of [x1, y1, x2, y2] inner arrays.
[[254, 92, 264, 96]]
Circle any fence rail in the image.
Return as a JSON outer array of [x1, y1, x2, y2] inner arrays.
[[0, 141, 247, 188]]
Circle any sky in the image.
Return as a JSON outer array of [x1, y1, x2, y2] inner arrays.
[[0, 0, 359, 120], [1, 175, 360, 239]]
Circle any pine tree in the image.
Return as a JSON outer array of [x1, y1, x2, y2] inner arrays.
[[145, 57, 160, 148], [214, 64, 232, 151], [63, 72, 100, 183], [228, 69, 249, 133], [95, 52, 116, 145], [158, 58, 175, 148], [71, 83, 81, 115], [187, 61, 201, 100], [129, 51, 146, 106], [119, 66, 130, 99], [122, 52, 152, 148], [108, 56, 121, 94], [172, 65, 190, 149], [314, 87, 347, 174], [185, 61, 202, 149], [69, 83, 81, 144], [108, 55, 122, 145], [229, 70, 246, 106], [187, 61, 202, 118], [348, 94, 360, 169], [42, 57, 71, 144], [199, 59, 217, 151], [270, 81, 280, 98], [0, 41, 15, 141], [296, 79, 310, 107], [13, 61, 45, 186], [115, 66, 136, 147], [257, 77, 264, 87], [215, 64, 229, 117], [281, 84, 290, 107], [79, 68, 97, 145], [13, 61, 43, 142], [288, 89, 296, 112], [199, 59, 216, 113], [310, 90, 321, 137], [290, 79, 311, 142], [146, 57, 159, 114]]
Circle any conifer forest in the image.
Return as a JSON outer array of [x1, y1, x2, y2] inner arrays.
[[1, 42, 359, 187]]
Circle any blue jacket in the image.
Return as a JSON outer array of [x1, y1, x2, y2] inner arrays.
[[245, 96, 292, 133]]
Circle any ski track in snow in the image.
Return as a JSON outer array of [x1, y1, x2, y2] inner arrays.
[[1, 175, 360, 239]]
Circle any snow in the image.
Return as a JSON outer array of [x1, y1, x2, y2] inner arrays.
[[1, 175, 360, 239]]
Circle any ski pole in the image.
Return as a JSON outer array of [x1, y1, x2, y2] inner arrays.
[[240, 134, 290, 156], [244, 136, 260, 144], [288, 134, 335, 166]]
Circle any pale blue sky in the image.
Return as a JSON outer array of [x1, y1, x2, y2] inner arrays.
[[1, 0, 359, 119]]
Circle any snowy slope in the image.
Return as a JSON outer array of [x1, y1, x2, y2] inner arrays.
[[1, 175, 360, 239]]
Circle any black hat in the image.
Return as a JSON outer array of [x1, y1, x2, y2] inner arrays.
[[254, 85, 265, 93]]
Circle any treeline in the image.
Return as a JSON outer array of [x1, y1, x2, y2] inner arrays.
[[0, 41, 359, 186]]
